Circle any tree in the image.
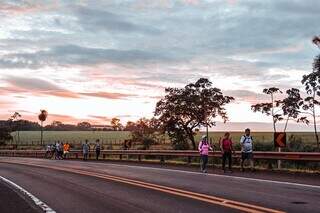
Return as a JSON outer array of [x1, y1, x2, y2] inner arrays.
[[313, 36, 320, 48], [9, 112, 22, 144], [301, 54, 320, 150], [280, 89, 308, 131], [77, 121, 92, 130], [124, 121, 137, 131], [111, 117, 122, 131], [0, 126, 13, 145], [155, 78, 234, 150], [252, 87, 306, 133], [252, 87, 283, 132], [130, 118, 159, 150], [38, 109, 48, 145]]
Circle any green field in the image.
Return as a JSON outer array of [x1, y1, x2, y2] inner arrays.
[[10, 131, 131, 145], [9, 131, 318, 147]]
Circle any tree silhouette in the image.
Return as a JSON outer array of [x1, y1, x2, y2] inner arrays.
[[10, 112, 22, 144], [155, 78, 234, 150], [111, 117, 123, 131], [313, 36, 320, 48], [38, 109, 48, 145], [77, 121, 92, 130], [302, 57, 320, 150], [277, 88, 308, 132], [252, 87, 283, 132]]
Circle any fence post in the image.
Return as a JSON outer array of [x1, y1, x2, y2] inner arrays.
[[277, 147, 282, 169], [187, 156, 192, 165], [160, 156, 165, 164]]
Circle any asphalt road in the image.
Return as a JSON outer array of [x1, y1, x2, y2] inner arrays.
[[0, 180, 41, 213], [0, 157, 319, 213]]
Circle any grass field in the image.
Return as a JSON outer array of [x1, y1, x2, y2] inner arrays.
[[10, 131, 131, 145], [9, 131, 318, 147]]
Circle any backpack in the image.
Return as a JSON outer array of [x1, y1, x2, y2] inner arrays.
[[243, 135, 253, 143], [242, 135, 253, 152]]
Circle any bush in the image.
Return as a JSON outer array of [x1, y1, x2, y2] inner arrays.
[[0, 127, 12, 145], [141, 137, 156, 150], [171, 138, 190, 150]]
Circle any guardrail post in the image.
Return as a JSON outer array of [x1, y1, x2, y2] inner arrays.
[[187, 156, 192, 165], [138, 155, 141, 162], [160, 156, 165, 164], [277, 147, 282, 169], [119, 154, 122, 160], [103, 154, 106, 159]]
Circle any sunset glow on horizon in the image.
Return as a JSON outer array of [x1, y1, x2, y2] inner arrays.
[[0, 0, 319, 131]]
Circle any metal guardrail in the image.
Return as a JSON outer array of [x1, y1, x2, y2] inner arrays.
[[0, 150, 319, 162]]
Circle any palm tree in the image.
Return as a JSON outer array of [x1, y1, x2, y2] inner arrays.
[[38, 110, 48, 145]]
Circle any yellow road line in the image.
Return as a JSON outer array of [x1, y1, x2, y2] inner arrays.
[[0, 160, 286, 213]]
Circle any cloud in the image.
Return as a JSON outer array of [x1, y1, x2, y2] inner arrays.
[[88, 115, 111, 122], [2, 76, 80, 98], [80, 92, 137, 100], [0, 45, 170, 69], [0, 0, 319, 130], [0, 0, 58, 16], [73, 6, 161, 34], [223, 89, 268, 103], [1, 76, 140, 100]]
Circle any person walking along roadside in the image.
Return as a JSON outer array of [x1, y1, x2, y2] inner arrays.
[[82, 140, 90, 161], [240, 128, 254, 172], [94, 139, 101, 160], [220, 132, 234, 173], [198, 135, 213, 173], [63, 142, 70, 159]]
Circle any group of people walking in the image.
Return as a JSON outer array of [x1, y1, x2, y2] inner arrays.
[[45, 129, 254, 174], [198, 128, 254, 173], [45, 139, 101, 161], [45, 141, 70, 160]]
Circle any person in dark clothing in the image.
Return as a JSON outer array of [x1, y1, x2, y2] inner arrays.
[[220, 132, 234, 173], [94, 139, 101, 160]]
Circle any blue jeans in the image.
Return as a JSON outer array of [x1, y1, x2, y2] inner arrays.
[[201, 155, 208, 171]]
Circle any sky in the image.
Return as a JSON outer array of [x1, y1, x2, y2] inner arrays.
[[0, 0, 319, 131]]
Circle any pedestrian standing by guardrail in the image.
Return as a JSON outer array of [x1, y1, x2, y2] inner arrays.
[[63, 142, 70, 159], [55, 141, 62, 160], [220, 132, 234, 173], [240, 128, 254, 172], [82, 140, 90, 161], [94, 139, 101, 160], [198, 135, 213, 173], [44, 144, 51, 159]]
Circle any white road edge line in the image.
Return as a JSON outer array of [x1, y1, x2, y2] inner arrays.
[[0, 176, 56, 213], [103, 163, 320, 189]]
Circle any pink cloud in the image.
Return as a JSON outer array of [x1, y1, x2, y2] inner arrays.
[[0, 1, 59, 16], [80, 92, 137, 100]]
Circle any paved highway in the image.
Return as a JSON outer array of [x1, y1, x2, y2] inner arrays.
[[0, 157, 319, 213]]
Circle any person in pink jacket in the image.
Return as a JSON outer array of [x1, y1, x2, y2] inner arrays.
[[198, 135, 213, 173]]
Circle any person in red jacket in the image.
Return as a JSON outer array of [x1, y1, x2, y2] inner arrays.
[[220, 132, 234, 173]]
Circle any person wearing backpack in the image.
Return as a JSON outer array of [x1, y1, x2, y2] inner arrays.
[[198, 135, 213, 173], [240, 128, 254, 172], [220, 132, 234, 173]]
